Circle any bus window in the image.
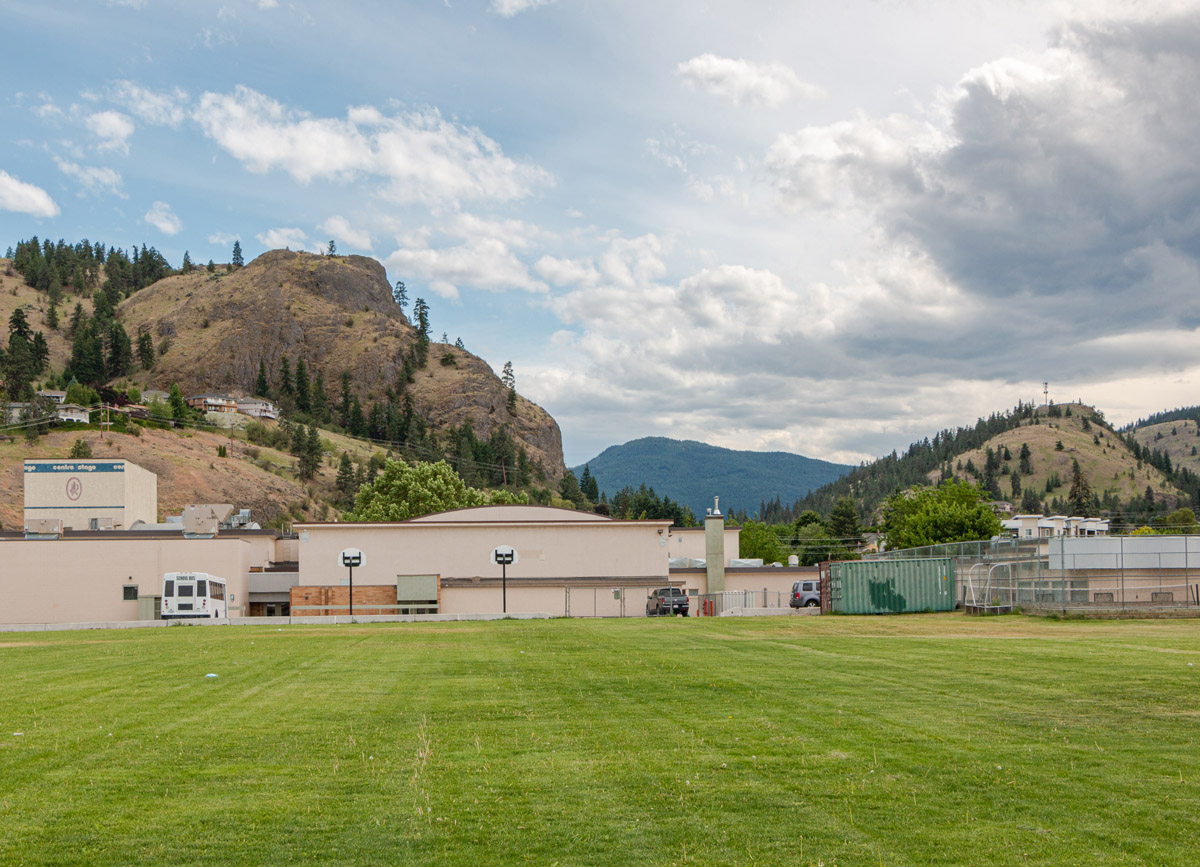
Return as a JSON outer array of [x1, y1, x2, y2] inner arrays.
[[211, 583, 224, 600], [196, 580, 207, 597], [164, 580, 174, 597], [178, 584, 194, 597]]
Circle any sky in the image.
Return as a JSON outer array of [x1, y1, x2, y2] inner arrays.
[[3, 0, 1199, 467]]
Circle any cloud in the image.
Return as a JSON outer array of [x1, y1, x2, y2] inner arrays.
[[677, 54, 822, 107], [55, 158, 125, 197], [109, 81, 188, 126], [384, 214, 548, 300], [763, 3, 1200, 356], [193, 86, 551, 205], [318, 216, 373, 251], [0, 170, 60, 218], [85, 110, 135, 153], [144, 201, 182, 235], [256, 226, 313, 250], [207, 232, 240, 245], [491, 0, 557, 17]]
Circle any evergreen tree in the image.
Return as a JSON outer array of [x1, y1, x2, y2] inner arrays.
[[46, 304, 59, 331], [1067, 459, 1095, 517], [255, 360, 269, 397], [137, 328, 156, 369], [311, 370, 329, 422], [501, 361, 515, 389], [392, 280, 407, 310], [335, 452, 356, 505], [106, 321, 132, 377], [1010, 471, 1022, 499], [231, 240, 244, 269], [181, 251, 193, 273], [579, 464, 600, 501], [1018, 443, 1032, 475], [298, 425, 323, 481], [294, 357, 311, 414], [1020, 488, 1042, 513], [349, 396, 366, 437], [168, 383, 188, 420], [279, 356, 293, 397], [828, 496, 860, 544], [207, 260, 216, 273]]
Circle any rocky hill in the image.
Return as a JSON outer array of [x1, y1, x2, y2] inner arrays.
[[114, 250, 564, 481]]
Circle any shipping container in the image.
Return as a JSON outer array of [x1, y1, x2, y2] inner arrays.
[[829, 558, 955, 614]]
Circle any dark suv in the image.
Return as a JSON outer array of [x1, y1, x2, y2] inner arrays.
[[647, 587, 689, 616]]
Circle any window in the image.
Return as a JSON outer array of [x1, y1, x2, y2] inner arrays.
[[123, 585, 138, 601], [178, 584, 194, 597], [196, 580, 207, 597], [802, 583, 814, 592], [164, 580, 174, 597], [210, 583, 224, 600]]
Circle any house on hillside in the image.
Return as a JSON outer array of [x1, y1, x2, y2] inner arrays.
[[37, 389, 66, 405], [55, 404, 90, 424], [186, 394, 238, 414], [237, 397, 278, 420]]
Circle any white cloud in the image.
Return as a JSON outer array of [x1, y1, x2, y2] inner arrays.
[[258, 0, 280, 8], [85, 110, 135, 153], [256, 226, 312, 250], [110, 81, 188, 126], [318, 216, 373, 251], [384, 214, 549, 300], [55, 158, 125, 197], [491, 0, 557, 17], [677, 54, 822, 107], [144, 201, 182, 236], [193, 86, 551, 205], [207, 232, 240, 245], [0, 170, 60, 218]]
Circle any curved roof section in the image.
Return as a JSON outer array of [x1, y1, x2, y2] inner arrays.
[[408, 504, 613, 524]]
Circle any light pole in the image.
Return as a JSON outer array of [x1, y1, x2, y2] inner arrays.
[[340, 548, 363, 618], [490, 545, 518, 614]]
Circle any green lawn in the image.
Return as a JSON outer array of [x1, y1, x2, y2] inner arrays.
[[1, 614, 1197, 865]]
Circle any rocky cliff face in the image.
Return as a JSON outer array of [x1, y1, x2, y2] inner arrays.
[[117, 250, 565, 481]]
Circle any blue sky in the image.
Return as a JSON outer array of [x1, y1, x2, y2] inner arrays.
[[4, 0, 1200, 466]]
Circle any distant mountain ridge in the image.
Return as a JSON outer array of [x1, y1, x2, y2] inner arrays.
[[573, 437, 853, 518]]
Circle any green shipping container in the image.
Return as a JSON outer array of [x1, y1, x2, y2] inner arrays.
[[830, 558, 955, 614]]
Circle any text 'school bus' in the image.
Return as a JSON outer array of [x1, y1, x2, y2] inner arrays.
[[161, 572, 227, 619]]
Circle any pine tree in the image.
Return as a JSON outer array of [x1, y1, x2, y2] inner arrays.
[[231, 240, 243, 269], [181, 251, 193, 273], [294, 357, 311, 414], [255, 360, 269, 397], [1067, 459, 1094, 517], [279, 356, 293, 397], [392, 280, 407, 310], [335, 452, 356, 505], [168, 383, 188, 420]]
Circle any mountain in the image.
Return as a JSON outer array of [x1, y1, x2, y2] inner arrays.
[[113, 250, 565, 481], [573, 437, 853, 518], [796, 401, 1193, 528]]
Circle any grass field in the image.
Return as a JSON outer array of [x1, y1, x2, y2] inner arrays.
[[1, 614, 1197, 865]]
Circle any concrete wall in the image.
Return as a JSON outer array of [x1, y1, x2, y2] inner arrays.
[[123, 461, 158, 525], [0, 533, 275, 623]]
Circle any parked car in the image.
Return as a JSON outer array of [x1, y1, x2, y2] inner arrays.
[[790, 579, 820, 608], [647, 587, 690, 616]]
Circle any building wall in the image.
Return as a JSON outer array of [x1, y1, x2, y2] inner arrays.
[[665, 527, 741, 563], [23, 459, 157, 530], [0, 534, 274, 623], [295, 517, 674, 589], [123, 461, 158, 525]]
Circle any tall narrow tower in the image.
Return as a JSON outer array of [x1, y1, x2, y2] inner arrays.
[[705, 496, 726, 595]]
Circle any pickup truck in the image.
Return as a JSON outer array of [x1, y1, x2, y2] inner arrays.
[[646, 587, 690, 616]]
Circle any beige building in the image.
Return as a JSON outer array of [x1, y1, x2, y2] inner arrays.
[[0, 529, 278, 623], [24, 459, 158, 531]]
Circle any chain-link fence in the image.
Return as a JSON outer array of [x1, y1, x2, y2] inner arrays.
[[867, 535, 1200, 614]]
